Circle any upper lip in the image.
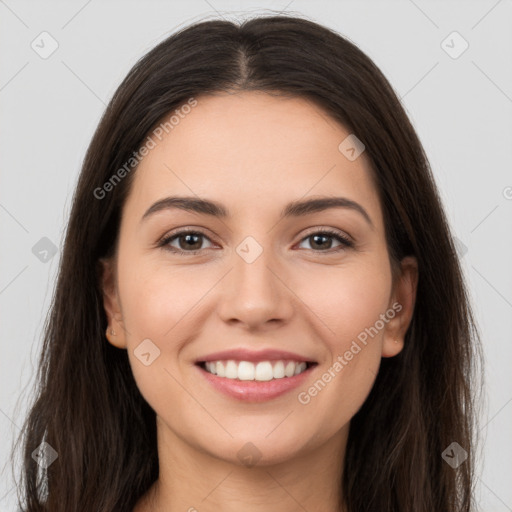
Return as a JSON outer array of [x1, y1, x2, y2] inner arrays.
[[196, 348, 317, 364]]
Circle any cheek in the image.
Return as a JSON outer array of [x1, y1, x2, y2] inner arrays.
[[118, 274, 209, 440], [297, 257, 392, 350], [291, 259, 391, 428], [114, 258, 201, 403], [119, 261, 211, 340]]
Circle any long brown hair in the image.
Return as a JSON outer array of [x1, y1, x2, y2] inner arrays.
[[11, 14, 483, 511]]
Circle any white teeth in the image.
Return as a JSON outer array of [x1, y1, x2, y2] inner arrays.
[[255, 361, 273, 381], [225, 360, 238, 379], [284, 361, 296, 377], [216, 361, 225, 377], [273, 361, 285, 378], [202, 359, 310, 380], [238, 361, 255, 381]]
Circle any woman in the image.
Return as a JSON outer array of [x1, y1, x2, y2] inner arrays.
[[13, 14, 483, 512]]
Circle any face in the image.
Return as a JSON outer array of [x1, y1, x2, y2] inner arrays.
[[101, 91, 417, 467]]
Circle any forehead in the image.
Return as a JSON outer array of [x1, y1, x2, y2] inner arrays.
[[124, 91, 381, 225]]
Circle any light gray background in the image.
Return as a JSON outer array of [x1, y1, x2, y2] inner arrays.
[[1, 1, 511, 510]]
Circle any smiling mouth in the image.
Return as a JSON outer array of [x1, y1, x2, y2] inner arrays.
[[197, 360, 317, 382]]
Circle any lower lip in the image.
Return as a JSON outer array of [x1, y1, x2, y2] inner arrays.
[[196, 364, 316, 402]]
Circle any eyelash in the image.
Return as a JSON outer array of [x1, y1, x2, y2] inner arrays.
[[157, 228, 354, 256]]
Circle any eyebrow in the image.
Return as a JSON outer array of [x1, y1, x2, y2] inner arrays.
[[141, 195, 374, 228]]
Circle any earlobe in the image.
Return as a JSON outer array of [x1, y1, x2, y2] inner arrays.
[[382, 256, 418, 358], [105, 325, 126, 349], [98, 257, 127, 349]]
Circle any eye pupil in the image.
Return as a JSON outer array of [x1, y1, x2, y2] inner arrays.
[[310, 234, 332, 250], [180, 233, 202, 250]]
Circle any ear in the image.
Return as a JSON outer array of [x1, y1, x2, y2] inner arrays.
[[382, 256, 418, 358], [98, 257, 127, 349]]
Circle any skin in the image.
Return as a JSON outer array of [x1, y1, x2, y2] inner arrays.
[[100, 91, 418, 512]]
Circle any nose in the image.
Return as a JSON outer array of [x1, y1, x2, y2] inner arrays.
[[216, 245, 295, 330]]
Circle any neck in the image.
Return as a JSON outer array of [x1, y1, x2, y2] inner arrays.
[[134, 416, 349, 512]]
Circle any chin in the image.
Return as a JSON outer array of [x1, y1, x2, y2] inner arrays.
[[198, 429, 315, 468]]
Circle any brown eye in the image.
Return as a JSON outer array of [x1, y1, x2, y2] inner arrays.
[[160, 230, 214, 254], [297, 230, 354, 252]]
